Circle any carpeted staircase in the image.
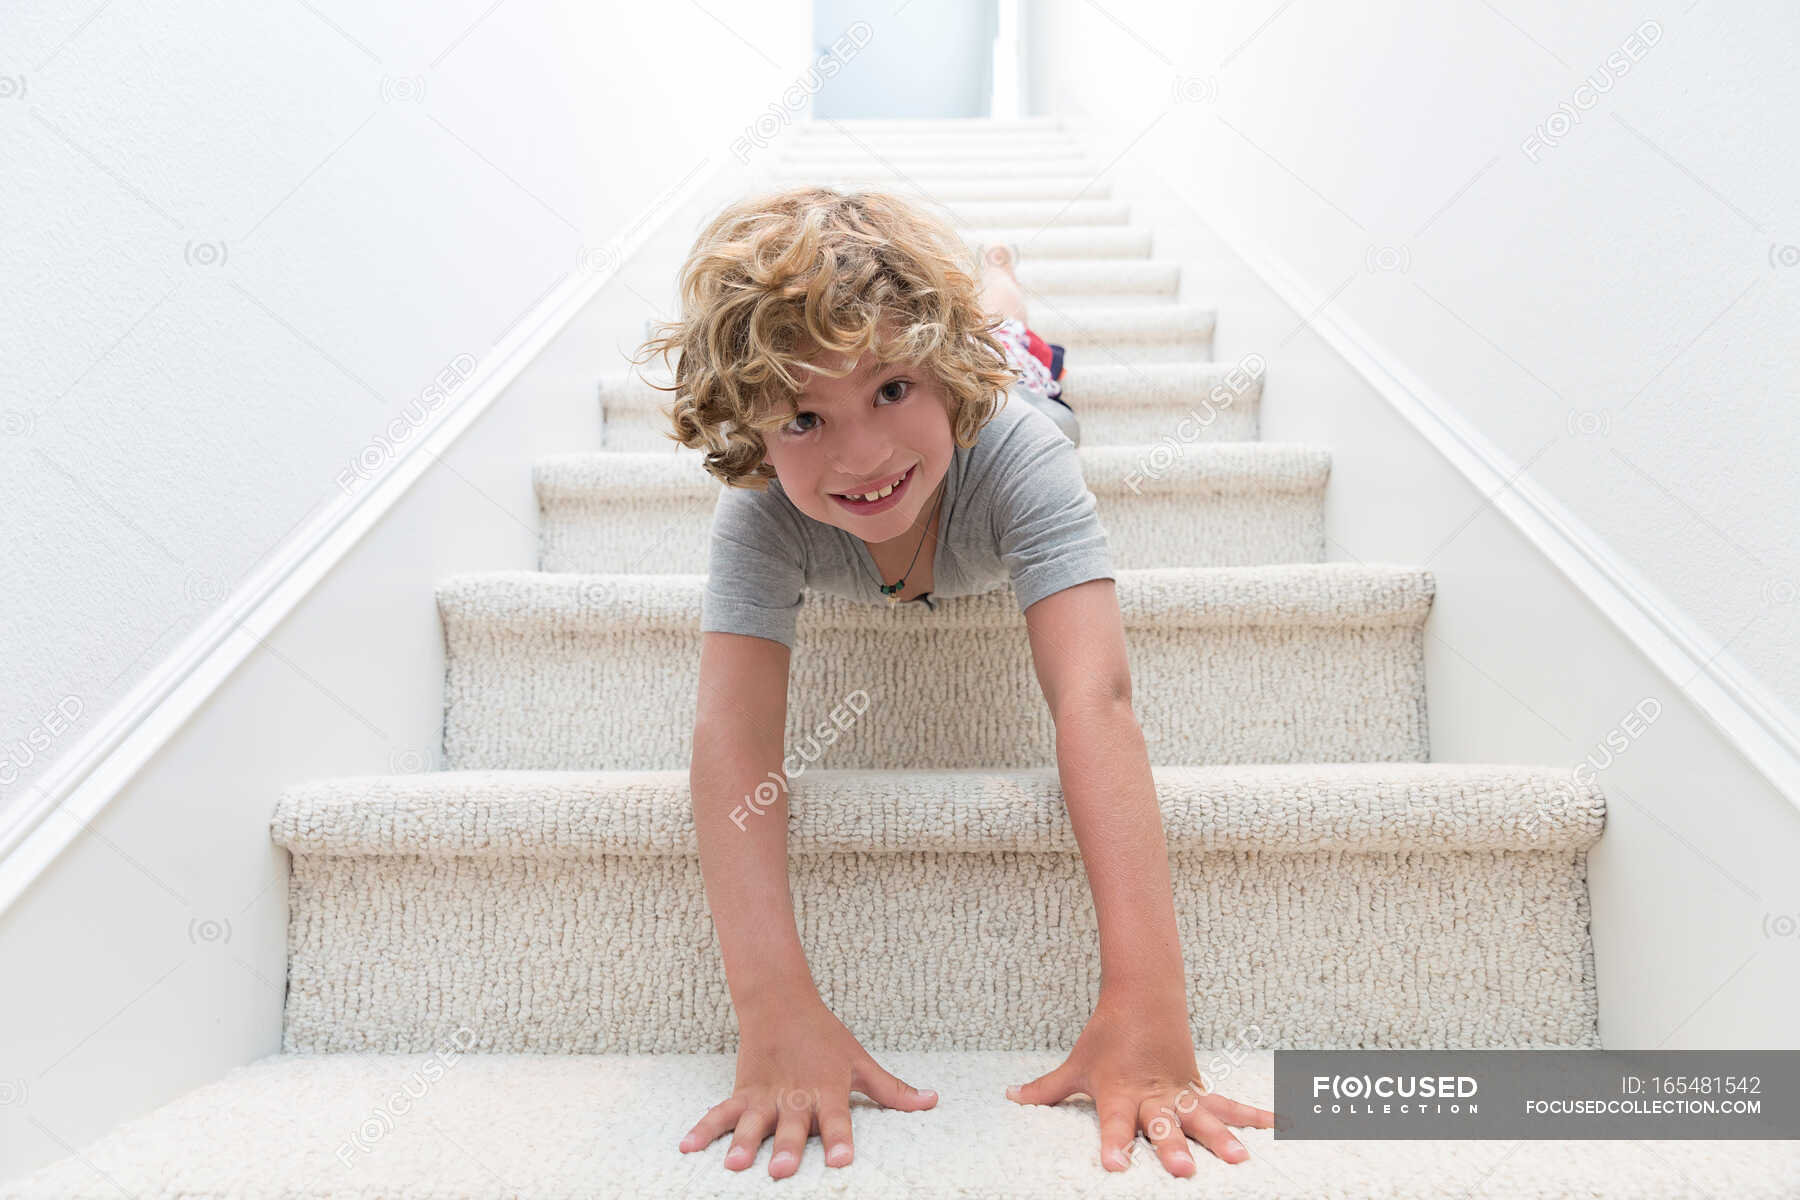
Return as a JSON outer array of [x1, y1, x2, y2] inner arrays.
[[9, 117, 1798, 1198]]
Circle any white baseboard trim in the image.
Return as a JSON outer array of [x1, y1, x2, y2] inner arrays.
[[1190, 200, 1800, 806], [0, 157, 729, 919]]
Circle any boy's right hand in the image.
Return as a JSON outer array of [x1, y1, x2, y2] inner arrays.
[[677, 992, 938, 1178]]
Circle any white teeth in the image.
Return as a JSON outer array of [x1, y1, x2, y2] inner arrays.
[[841, 468, 906, 502]]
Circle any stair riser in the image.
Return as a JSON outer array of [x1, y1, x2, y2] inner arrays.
[[1013, 262, 1180, 297], [539, 487, 1325, 574], [775, 178, 1114, 201], [785, 136, 1082, 151], [282, 847, 1598, 1053], [961, 227, 1152, 258], [774, 161, 1109, 181], [943, 201, 1129, 227], [600, 400, 1258, 449], [1025, 338, 1211, 365], [631, 305, 1211, 371], [440, 615, 1429, 771], [795, 118, 1065, 133], [1025, 308, 1214, 363], [779, 147, 1093, 165], [601, 364, 1261, 450], [978, 292, 1179, 308], [950, 267, 1180, 306]]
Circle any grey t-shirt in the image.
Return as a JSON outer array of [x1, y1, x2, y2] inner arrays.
[[699, 384, 1114, 648]]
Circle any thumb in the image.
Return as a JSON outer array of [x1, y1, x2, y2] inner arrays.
[[1006, 1058, 1080, 1106], [855, 1057, 938, 1111]]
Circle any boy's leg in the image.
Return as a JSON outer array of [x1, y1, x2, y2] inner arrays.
[[977, 244, 1029, 325], [981, 243, 1074, 442]]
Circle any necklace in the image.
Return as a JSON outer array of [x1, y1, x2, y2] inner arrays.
[[874, 474, 946, 606]]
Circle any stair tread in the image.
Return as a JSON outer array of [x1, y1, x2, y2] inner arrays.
[[438, 563, 1433, 632], [795, 116, 1066, 130], [778, 147, 1094, 162], [959, 224, 1154, 257], [777, 161, 1112, 181], [272, 762, 1604, 857], [534, 442, 1331, 503], [599, 360, 1262, 413], [1025, 301, 1213, 339], [9, 1050, 1793, 1198]]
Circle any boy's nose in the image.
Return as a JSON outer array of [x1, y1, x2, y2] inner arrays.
[[824, 429, 894, 480]]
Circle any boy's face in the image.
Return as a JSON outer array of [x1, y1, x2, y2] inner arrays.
[[761, 345, 955, 548]]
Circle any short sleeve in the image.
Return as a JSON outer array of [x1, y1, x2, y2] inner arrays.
[[699, 481, 807, 648], [990, 411, 1116, 613]]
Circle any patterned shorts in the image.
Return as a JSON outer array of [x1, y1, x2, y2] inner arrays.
[[993, 317, 1065, 401]]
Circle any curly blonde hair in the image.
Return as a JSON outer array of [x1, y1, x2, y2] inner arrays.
[[630, 185, 1019, 489]]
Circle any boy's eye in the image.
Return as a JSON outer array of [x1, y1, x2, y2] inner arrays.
[[779, 378, 912, 436]]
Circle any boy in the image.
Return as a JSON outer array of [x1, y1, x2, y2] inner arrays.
[[634, 186, 1273, 1180]]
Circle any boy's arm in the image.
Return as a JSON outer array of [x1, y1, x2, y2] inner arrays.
[[690, 629, 819, 1025], [1009, 577, 1275, 1174], [1022, 578, 1185, 996]]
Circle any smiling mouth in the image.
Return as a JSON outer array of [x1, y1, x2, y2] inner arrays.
[[832, 464, 915, 503]]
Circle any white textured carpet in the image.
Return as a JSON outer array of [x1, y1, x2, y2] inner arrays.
[[436, 564, 1433, 771], [8, 1050, 1798, 1199], [535, 443, 1329, 573], [599, 360, 1264, 449], [270, 763, 1602, 1054]]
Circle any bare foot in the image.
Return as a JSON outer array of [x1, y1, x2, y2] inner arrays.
[[976, 243, 1027, 324], [981, 242, 1021, 276]]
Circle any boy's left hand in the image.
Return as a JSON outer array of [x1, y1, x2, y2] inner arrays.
[[1003, 983, 1275, 1175]]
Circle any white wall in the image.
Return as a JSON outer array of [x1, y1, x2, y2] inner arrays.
[[0, 1, 807, 831]]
